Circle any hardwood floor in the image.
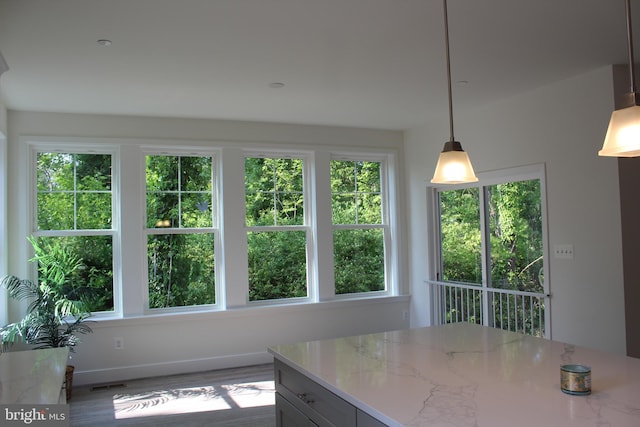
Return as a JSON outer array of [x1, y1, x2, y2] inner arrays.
[[69, 363, 276, 426]]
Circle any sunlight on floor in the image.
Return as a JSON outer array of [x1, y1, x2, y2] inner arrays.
[[112, 380, 275, 419]]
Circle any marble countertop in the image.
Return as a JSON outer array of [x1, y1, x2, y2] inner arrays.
[[269, 323, 640, 427], [0, 348, 69, 404]]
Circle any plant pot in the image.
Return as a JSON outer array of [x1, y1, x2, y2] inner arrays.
[[65, 365, 74, 401]]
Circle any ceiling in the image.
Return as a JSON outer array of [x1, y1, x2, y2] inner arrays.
[[0, 0, 633, 130]]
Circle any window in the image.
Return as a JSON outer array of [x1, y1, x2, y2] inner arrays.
[[145, 154, 218, 310], [34, 151, 115, 312], [331, 159, 387, 295], [245, 156, 307, 302], [26, 140, 401, 318], [430, 165, 549, 337]]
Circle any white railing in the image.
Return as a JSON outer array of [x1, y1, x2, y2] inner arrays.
[[428, 280, 549, 338]]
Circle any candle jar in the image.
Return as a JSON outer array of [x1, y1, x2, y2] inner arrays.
[[560, 364, 591, 395]]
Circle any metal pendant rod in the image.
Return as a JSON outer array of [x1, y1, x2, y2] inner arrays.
[[443, 0, 455, 142], [626, 0, 637, 93]]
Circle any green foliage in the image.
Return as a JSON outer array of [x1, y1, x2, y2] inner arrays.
[[248, 231, 307, 301], [0, 237, 93, 353], [439, 187, 482, 283], [35, 152, 389, 309], [334, 229, 384, 294], [148, 233, 215, 308], [487, 180, 543, 292], [331, 160, 381, 224], [438, 179, 545, 335], [145, 155, 216, 309], [245, 157, 304, 226]]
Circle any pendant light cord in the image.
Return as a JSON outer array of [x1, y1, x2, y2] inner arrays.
[[443, 0, 455, 142], [626, 0, 637, 93]]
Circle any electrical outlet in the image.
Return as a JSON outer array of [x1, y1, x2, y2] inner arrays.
[[402, 310, 409, 321], [114, 337, 124, 350], [553, 244, 574, 259]]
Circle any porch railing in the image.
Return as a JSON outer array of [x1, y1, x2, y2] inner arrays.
[[427, 280, 550, 338]]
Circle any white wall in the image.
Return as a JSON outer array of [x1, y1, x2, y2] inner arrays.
[[5, 111, 410, 385], [405, 66, 627, 355]]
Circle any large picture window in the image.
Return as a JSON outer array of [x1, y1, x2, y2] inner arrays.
[[35, 151, 115, 313]]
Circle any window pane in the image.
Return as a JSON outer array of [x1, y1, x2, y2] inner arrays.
[[37, 152, 113, 231], [146, 155, 215, 229], [37, 153, 74, 191], [37, 193, 74, 230], [147, 193, 179, 228], [331, 160, 381, 225], [487, 179, 543, 293], [77, 193, 112, 229], [334, 228, 385, 294], [146, 155, 178, 191], [37, 235, 114, 313], [439, 187, 482, 284], [147, 233, 216, 309], [245, 157, 304, 226], [181, 193, 212, 228], [248, 231, 307, 301], [76, 154, 112, 191], [180, 156, 212, 192]]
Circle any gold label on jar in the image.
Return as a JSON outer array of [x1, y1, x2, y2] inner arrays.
[[560, 364, 591, 395]]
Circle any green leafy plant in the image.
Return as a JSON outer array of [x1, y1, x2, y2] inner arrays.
[[0, 236, 93, 353]]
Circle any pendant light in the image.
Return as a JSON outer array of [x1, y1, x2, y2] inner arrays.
[[600, 0, 640, 157], [431, 0, 478, 184]]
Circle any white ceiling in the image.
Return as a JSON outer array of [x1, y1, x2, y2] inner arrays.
[[0, 0, 633, 130]]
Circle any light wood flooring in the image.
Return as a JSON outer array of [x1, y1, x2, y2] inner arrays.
[[69, 363, 276, 426]]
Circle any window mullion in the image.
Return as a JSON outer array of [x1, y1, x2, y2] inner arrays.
[[479, 185, 491, 327]]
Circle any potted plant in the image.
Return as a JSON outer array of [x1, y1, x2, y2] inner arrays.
[[0, 236, 93, 400]]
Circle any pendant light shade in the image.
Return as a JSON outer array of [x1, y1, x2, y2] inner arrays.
[[431, 0, 478, 184], [600, 102, 640, 157], [431, 140, 478, 184], [599, 0, 640, 157]]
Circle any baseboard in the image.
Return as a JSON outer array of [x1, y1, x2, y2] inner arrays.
[[73, 351, 274, 386]]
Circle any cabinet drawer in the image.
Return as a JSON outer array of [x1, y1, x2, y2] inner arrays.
[[275, 359, 356, 426], [276, 393, 318, 426]]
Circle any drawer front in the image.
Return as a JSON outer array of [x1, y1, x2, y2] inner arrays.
[[276, 393, 318, 427], [275, 360, 356, 426]]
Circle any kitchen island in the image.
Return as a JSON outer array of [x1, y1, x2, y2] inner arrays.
[[0, 347, 69, 404], [268, 323, 640, 426]]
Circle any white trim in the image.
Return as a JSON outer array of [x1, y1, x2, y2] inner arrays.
[[426, 163, 550, 336], [74, 351, 274, 387]]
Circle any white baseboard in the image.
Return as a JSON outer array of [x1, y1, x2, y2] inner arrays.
[[73, 351, 274, 386]]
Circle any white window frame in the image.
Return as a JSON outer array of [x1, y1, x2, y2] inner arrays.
[[330, 152, 395, 299], [244, 150, 314, 305], [28, 141, 121, 319], [142, 147, 222, 314]]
